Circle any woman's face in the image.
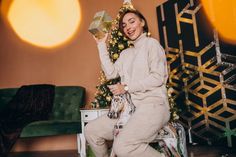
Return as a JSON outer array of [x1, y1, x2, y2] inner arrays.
[[122, 12, 144, 41]]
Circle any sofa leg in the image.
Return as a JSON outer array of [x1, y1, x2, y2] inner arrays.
[[77, 133, 86, 157]]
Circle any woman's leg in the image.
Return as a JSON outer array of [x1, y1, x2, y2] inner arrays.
[[85, 114, 118, 157], [113, 100, 170, 157]]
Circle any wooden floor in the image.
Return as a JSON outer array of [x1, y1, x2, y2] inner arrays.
[[187, 145, 235, 157], [9, 150, 79, 157], [9, 145, 236, 157]]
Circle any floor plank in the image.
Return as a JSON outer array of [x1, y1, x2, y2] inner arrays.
[[8, 145, 236, 157]]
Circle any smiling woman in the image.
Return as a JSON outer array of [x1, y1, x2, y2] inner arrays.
[[1, 0, 81, 48]]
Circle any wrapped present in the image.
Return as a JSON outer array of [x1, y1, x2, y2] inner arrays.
[[88, 10, 112, 39]]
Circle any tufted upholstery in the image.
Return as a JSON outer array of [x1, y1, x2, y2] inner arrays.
[[51, 86, 85, 121], [0, 85, 86, 138], [0, 88, 18, 110]]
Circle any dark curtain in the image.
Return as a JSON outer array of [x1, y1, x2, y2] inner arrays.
[[0, 84, 55, 156]]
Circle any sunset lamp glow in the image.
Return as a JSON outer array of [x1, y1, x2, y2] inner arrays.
[[2, 0, 81, 48], [201, 0, 236, 44]]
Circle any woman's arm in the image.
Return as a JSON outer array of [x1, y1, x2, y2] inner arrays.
[[94, 34, 121, 80], [97, 42, 120, 79], [128, 39, 168, 93]]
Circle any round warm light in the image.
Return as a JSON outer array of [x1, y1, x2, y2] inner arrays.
[[201, 0, 236, 44], [2, 0, 81, 48]]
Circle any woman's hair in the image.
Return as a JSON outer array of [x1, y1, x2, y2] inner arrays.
[[119, 9, 149, 36]]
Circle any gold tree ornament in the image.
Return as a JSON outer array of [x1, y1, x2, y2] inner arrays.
[[106, 96, 112, 101], [122, 0, 135, 10], [112, 53, 119, 59], [118, 43, 124, 50], [118, 31, 123, 36]]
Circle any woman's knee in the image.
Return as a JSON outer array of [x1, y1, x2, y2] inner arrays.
[[113, 138, 133, 157], [84, 122, 94, 140]]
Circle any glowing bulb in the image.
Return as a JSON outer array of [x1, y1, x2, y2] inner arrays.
[[201, 0, 236, 44], [2, 0, 81, 48]]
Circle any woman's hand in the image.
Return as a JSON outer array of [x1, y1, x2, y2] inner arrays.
[[93, 33, 108, 44], [108, 83, 126, 95]]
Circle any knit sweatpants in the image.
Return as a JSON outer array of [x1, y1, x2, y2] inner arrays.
[[85, 99, 170, 157]]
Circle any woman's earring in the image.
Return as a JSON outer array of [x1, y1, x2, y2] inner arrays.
[[147, 32, 151, 37]]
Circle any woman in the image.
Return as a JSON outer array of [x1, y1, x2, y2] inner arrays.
[[85, 9, 170, 157]]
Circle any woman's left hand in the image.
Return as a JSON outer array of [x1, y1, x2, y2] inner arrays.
[[108, 83, 126, 95]]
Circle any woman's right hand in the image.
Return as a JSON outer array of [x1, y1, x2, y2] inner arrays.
[[93, 33, 108, 44]]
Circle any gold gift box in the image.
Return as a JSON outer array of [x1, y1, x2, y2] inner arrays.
[[88, 10, 112, 39]]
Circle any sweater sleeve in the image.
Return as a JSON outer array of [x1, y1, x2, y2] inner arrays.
[[97, 42, 121, 80], [128, 40, 168, 93]]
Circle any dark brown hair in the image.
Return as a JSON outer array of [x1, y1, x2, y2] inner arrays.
[[119, 10, 149, 36]]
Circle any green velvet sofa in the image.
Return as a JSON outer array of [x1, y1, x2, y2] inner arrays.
[[0, 85, 86, 138]]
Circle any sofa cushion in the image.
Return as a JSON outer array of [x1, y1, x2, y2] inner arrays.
[[0, 88, 18, 110], [20, 120, 82, 138], [51, 86, 85, 121]]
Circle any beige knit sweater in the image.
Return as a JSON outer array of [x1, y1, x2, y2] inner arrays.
[[97, 33, 169, 106]]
